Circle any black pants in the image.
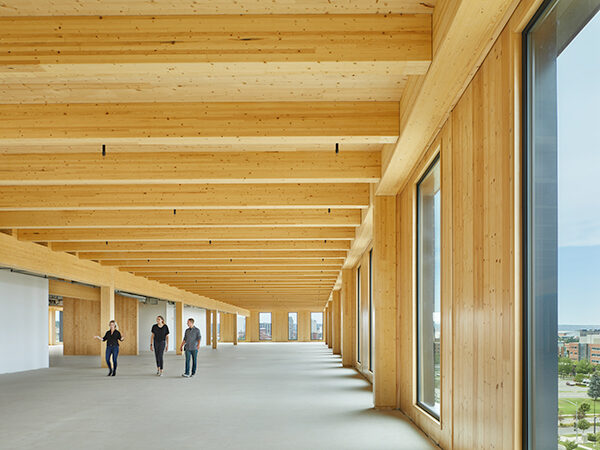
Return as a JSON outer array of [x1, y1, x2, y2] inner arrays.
[[154, 340, 166, 369]]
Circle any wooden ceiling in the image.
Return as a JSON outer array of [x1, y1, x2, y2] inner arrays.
[[0, 0, 435, 310]]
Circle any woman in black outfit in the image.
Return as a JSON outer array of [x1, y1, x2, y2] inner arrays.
[[150, 315, 169, 376], [94, 320, 125, 376]]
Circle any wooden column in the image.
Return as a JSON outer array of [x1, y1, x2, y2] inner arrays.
[[205, 309, 212, 347], [212, 310, 218, 349], [100, 285, 115, 368], [373, 195, 397, 408], [175, 302, 184, 355], [233, 314, 238, 346], [332, 289, 342, 355], [341, 269, 356, 367]]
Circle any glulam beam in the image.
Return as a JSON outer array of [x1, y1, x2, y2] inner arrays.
[[0, 14, 431, 65], [18, 227, 355, 242], [76, 250, 347, 260], [48, 240, 352, 252], [0, 209, 362, 228], [0, 102, 399, 145], [0, 184, 370, 210], [0, 152, 380, 185]]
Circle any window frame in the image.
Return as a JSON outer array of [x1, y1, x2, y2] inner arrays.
[[357, 265, 361, 364], [258, 312, 272, 341], [288, 312, 298, 341], [369, 249, 374, 372], [237, 315, 246, 342], [310, 311, 323, 341], [415, 154, 442, 421]]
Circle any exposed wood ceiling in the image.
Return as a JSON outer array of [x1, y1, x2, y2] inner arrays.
[[0, 0, 436, 310]]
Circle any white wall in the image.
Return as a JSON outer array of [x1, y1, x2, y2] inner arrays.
[[183, 306, 207, 346], [0, 271, 49, 374], [139, 301, 208, 350]]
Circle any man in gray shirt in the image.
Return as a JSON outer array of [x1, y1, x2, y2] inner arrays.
[[180, 318, 202, 377]]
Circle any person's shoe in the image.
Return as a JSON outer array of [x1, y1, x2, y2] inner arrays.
[[159, 371, 163, 377], [191, 373, 195, 377], [111, 370, 116, 377], [156, 369, 160, 375], [107, 370, 113, 376], [182, 373, 190, 378]]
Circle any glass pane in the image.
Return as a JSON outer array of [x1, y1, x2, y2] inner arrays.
[[416, 156, 441, 419], [525, 1, 600, 446], [237, 315, 246, 341], [259, 312, 272, 340], [357, 266, 361, 363], [311, 312, 323, 340], [288, 312, 298, 340], [369, 250, 374, 372]]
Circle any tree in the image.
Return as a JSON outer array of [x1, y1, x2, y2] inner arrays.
[[588, 372, 600, 433], [576, 359, 594, 375], [578, 418, 591, 432], [578, 402, 591, 419], [560, 358, 575, 377]]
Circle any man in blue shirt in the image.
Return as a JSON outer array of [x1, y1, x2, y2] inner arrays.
[[180, 318, 202, 377]]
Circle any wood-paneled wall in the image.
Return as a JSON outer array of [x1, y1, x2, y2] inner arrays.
[[114, 294, 138, 355], [63, 294, 139, 355], [395, 23, 518, 450], [219, 312, 237, 343], [63, 297, 100, 356]]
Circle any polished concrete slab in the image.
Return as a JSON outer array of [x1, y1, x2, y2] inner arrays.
[[0, 343, 437, 450]]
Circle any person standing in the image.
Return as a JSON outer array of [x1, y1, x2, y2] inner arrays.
[[94, 320, 124, 376], [150, 315, 169, 376], [180, 318, 201, 378]]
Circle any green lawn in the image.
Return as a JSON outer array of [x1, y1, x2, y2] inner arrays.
[[559, 398, 600, 416]]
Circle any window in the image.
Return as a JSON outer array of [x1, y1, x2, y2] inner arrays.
[[369, 249, 374, 372], [416, 156, 441, 419], [357, 266, 361, 363], [524, 2, 600, 447], [288, 312, 298, 340], [237, 315, 246, 341], [259, 312, 272, 341], [311, 312, 323, 340]]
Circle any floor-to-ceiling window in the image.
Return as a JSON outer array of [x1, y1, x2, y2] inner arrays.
[[288, 312, 298, 340], [369, 249, 374, 372], [525, 2, 600, 447], [416, 156, 441, 419], [259, 312, 272, 341], [357, 266, 361, 363], [311, 312, 323, 340], [237, 315, 246, 341]]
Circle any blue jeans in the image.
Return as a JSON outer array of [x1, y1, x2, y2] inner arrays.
[[185, 350, 197, 375], [105, 345, 119, 371]]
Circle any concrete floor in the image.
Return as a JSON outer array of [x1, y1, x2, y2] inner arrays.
[[0, 343, 437, 450]]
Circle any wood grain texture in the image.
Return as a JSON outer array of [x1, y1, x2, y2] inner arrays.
[[341, 268, 356, 367], [62, 296, 100, 356], [0, 152, 380, 185], [115, 294, 138, 355], [0, 15, 431, 64], [373, 196, 397, 407], [0, 1, 436, 16], [0, 183, 370, 210], [396, 24, 517, 450], [332, 290, 342, 355], [0, 102, 399, 145]]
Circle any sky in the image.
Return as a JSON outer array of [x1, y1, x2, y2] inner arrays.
[[557, 10, 600, 324]]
